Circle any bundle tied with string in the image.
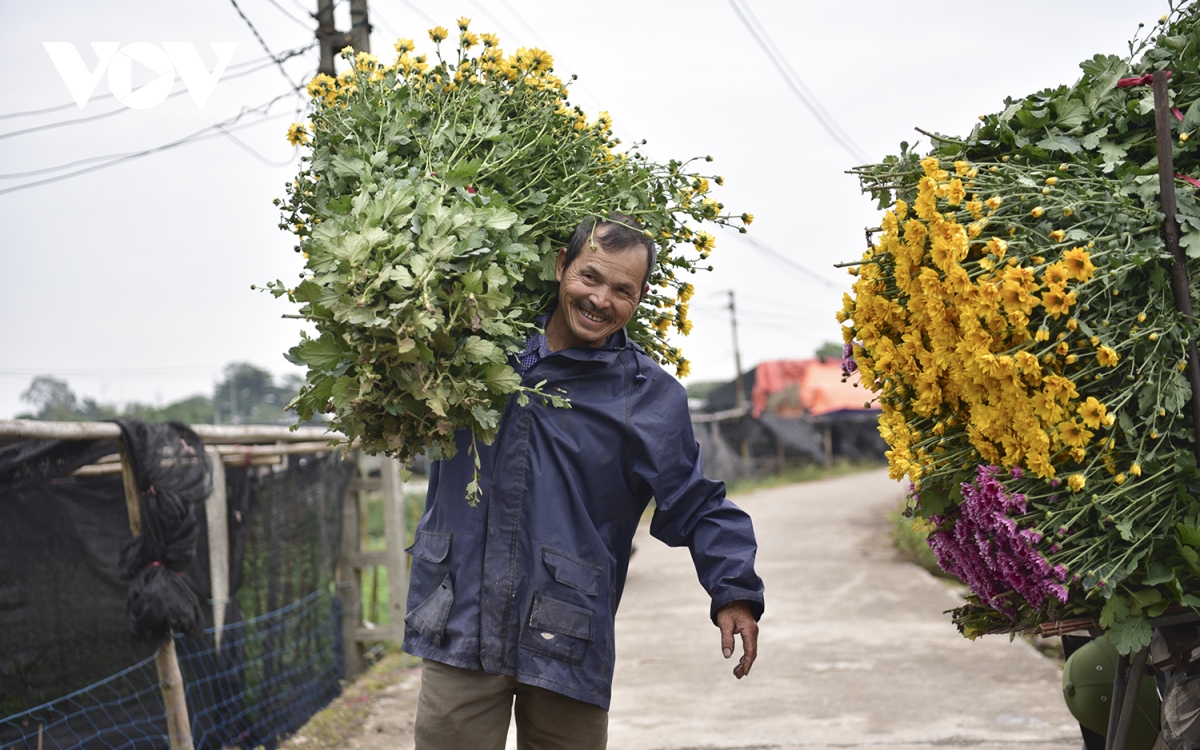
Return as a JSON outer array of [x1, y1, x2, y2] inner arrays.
[[116, 420, 211, 644]]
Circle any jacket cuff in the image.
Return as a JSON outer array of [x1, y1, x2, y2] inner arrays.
[[709, 590, 765, 626]]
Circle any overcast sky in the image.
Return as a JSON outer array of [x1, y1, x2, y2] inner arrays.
[[0, 0, 1170, 419]]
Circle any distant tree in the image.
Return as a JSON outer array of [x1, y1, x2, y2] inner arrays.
[[124, 395, 215, 424], [685, 380, 725, 402], [214, 362, 300, 425], [17, 364, 300, 425], [815, 341, 845, 361], [19, 375, 80, 421]]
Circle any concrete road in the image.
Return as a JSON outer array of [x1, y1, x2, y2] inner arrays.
[[605, 469, 1081, 750]]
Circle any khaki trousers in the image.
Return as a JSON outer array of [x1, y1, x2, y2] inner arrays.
[[414, 659, 608, 750]]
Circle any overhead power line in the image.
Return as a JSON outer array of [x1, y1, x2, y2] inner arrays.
[[229, 0, 299, 89], [262, 0, 315, 29], [394, 0, 437, 26], [726, 0, 870, 165], [0, 42, 315, 122], [731, 232, 846, 291], [0, 86, 303, 196], [0, 47, 315, 143]]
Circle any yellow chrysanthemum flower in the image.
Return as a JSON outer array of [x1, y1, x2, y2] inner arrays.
[[986, 195, 1003, 211], [946, 178, 966, 206], [286, 122, 310, 146], [1040, 283, 1077, 319], [457, 16, 471, 31], [429, 26, 450, 43], [1067, 474, 1086, 492], [1078, 397, 1108, 429], [1062, 247, 1097, 281], [1049, 229, 1066, 243], [741, 213, 754, 225], [480, 32, 500, 48], [394, 38, 415, 55], [1096, 345, 1119, 367], [1131, 463, 1142, 477], [1031, 206, 1045, 218]]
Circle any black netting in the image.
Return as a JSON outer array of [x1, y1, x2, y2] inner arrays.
[[116, 421, 212, 643], [0, 422, 355, 750]]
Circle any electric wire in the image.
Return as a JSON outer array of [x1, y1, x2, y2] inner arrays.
[[0, 48, 314, 143], [463, 0, 522, 46], [368, 4, 401, 42], [0, 86, 304, 196], [283, 0, 314, 15], [0, 43, 315, 122], [394, 0, 438, 26], [262, 0, 315, 29], [730, 231, 847, 291], [229, 0, 300, 89], [217, 124, 300, 166], [726, 0, 870, 165]]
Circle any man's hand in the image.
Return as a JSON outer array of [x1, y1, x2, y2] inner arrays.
[[716, 601, 758, 679]]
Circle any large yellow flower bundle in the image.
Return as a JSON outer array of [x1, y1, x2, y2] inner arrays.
[[843, 4, 1200, 650]]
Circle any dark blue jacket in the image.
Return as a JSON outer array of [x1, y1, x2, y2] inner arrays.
[[401, 328, 764, 709]]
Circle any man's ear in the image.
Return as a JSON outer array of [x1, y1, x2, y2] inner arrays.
[[555, 247, 568, 283], [640, 283, 650, 302]]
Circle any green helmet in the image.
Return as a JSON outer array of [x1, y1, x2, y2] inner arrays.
[[1062, 637, 1160, 750]]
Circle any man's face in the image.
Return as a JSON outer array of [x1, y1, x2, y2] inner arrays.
[[548, 242, 649, 350]]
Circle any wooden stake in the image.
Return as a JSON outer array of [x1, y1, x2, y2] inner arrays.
[[337, 452, 366, 678], [118, 439, 194, 750], [381, 457, 408, 640], [1153, 70, 1200, 462]]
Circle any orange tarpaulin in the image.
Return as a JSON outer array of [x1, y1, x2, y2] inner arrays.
[[750, 360, 869, 419]]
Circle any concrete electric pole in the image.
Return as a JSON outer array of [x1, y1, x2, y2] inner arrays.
[[316, 0, 371, 77]]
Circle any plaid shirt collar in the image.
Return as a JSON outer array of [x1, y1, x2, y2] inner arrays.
[[517, 313, 552, 373]]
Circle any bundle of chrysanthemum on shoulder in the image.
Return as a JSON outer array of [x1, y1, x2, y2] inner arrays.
[[841, 2, 1200, 651], [267, 19, 749, 499]]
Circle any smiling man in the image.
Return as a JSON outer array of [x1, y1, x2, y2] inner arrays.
[[403, 214, 765, 750]]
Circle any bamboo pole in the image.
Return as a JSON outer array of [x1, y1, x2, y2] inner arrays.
[[204, 448, 230, 652], [1109, 647, 1150, 750], [1104, 651, 1131, 750], [0, 419, 343, 444], [118, 439, 194, 750], [1153, 70, 1200, 462]]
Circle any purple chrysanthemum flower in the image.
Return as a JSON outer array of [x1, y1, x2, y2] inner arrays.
[[842, 340, 859, 377], [926, 465, 1069, 616]]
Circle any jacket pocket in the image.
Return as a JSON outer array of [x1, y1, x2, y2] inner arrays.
[[404, 531, 454, 644], [405, 573, 454, 645], [519, 593, 593, 665], [407, 530, 451, 563], [541, 547, 601, 596]]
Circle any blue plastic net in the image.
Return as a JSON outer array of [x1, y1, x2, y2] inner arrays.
[[0, 590, 343, 750]]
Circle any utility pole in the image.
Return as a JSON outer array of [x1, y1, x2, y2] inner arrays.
[[729, 290, 746, 411], [348, 0, 371, 54], [728, 290, 751, 472], [316, 0, 370, 77]]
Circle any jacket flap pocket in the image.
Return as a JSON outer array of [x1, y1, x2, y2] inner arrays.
[[406, 530, 451, 563], [404, 573, 454, 645], [529, 595, 593, 641], [542, 548, 600, 595]]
